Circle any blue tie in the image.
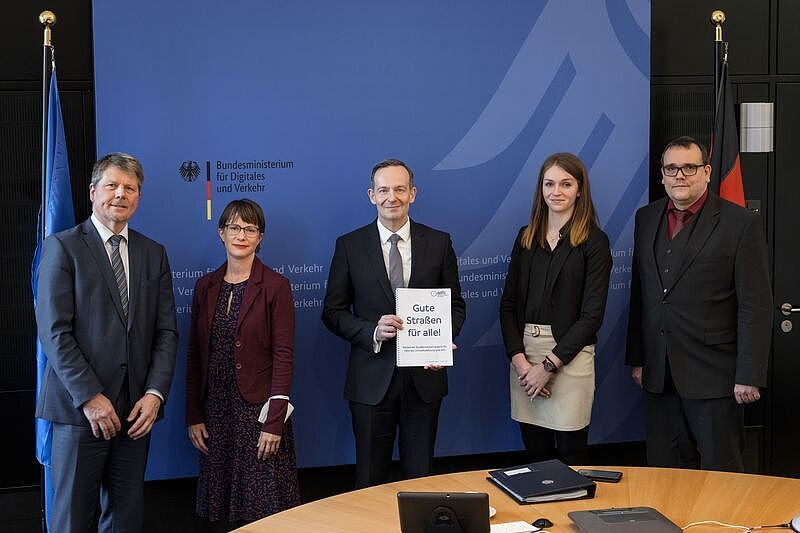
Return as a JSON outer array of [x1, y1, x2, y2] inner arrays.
[[109, 235, 129, 320]]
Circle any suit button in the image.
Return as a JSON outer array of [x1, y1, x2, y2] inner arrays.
[[663, 288, 667, 294], [659, 330, 664, 336], [663, 268, 670, 273], [235, 341, 242, 348], [235, 363, 242, 370], [666, 249, 672, 254]]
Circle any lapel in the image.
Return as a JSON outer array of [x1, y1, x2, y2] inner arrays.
[[204, 264, 225, 335], [362, 221, 395, 304], [669, 192, 721, 292], [543, 237, 574, 295], [408, 220, 426, 288], [236, 257, 265, 333], [126, 231, 143, 332], [642, 198, 667, 289], [517, 240, 534, 311], [80, 219, 128, 327]]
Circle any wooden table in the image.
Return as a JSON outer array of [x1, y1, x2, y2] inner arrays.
[[237, 466, 800, 532]]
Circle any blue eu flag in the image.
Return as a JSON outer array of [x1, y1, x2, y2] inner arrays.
[[32, 68, 75, 527]]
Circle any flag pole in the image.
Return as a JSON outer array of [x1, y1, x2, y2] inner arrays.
[[39, 11, 55, 242], [711, 10, 725, 115], [38, 13, 56, 531]]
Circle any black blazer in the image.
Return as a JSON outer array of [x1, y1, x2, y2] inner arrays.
[[625, 192, 772, 399], [322, 219, 466, 405], [500, 224, 612, 364], [35, 219, 178, 425]]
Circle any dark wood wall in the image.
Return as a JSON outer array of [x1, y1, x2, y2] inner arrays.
[[0, 1, 94, 488], [2, 1, 797, 487], [651, 0, 800, 474]]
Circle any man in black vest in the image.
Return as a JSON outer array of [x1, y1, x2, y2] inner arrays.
[[625, 136, 772, 472]]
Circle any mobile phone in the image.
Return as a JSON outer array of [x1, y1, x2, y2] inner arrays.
[[577, 469, 623, 482]]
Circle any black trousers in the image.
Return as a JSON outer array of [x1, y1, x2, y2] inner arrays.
[[518, 422, 590, 466], [349, 368, 441, 488], [645, 369, 745, 472]]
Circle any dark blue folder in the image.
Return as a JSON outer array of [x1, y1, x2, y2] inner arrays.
[[487, 459, 597, 504]]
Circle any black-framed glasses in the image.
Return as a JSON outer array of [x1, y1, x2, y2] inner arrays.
[[225, 224, 260, 237], [661, 164, 706, 177]]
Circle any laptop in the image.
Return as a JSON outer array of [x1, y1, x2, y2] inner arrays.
[[568, 506, 681, 532], [397, 492, 490, 533]]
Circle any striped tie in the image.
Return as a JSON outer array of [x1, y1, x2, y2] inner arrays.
[[109, 235, 129, 320]]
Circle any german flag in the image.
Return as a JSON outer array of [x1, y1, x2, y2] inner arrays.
[[710, 54, 745, 206]]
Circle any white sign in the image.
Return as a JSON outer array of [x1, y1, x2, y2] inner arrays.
[[395, 288, 453, 367]]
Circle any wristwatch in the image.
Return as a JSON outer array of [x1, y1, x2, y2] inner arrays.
[[542, 356, 558, 374]]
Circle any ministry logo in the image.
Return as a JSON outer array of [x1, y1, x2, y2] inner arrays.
[[178, 160, 201, 182]]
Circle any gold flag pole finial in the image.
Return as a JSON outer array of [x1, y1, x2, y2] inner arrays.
[[711, 10, 725, 43], [39, 11, 56, 47]]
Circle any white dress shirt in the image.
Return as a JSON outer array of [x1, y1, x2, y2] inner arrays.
[[91, 214, 130, 295], [376, 218, 412, 288], [373, 218, 412, 353]]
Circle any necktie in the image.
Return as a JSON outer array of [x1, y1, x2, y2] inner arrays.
[[109, 235, 129, 320], [671, 210, 691, 239], [388, 234, 404, 290]]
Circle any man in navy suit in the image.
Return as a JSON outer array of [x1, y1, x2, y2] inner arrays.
[[36, 153, 178, 532], [322, 158, 466, 488], [626, 137, 772, 472]]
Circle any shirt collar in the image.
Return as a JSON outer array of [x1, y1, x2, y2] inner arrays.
[[376, 218, 411, 243], [91, 214, 129, 244], [667, 188, 708, 215]]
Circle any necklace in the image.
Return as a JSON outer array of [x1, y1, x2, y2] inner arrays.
[[546, 229, 562, 249]]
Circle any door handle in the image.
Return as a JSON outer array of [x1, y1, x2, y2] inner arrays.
[[780, 303, 800, 316]]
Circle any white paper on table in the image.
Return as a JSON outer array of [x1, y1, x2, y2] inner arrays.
[[490, 521, 540, 533], [395, 288, 453, 367]]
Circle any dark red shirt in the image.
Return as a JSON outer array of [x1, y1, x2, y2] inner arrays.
[[667, 188, 708, 239]]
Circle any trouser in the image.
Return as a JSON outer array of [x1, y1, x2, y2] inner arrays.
[[645, 370, 745, 472], [349, 368, 441, 488], [50, 422, 150, 533]]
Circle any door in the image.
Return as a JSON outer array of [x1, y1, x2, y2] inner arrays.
[[768, 82, 800, 476]]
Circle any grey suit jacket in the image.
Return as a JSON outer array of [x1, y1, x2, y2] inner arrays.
[[625, 192, 772, 399], [322, 219, 466, 405], [35, 218, 178, 425]]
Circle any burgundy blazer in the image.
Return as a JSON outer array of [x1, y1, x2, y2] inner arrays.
[[185, 257, 295, 434]]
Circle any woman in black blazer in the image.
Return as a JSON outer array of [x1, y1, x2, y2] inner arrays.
[[500, 152, 612, 464]]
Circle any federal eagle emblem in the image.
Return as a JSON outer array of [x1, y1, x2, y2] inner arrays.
[[179, 161, 201, 182]]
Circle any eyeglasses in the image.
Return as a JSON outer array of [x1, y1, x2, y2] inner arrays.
[[225, 224, 261, 237], [661, 164, 706, 177]]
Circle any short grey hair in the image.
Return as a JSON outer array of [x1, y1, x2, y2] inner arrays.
[[91, 152, 144, 190]]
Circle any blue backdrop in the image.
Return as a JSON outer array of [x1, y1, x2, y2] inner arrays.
[[92, 0, 651, 479]]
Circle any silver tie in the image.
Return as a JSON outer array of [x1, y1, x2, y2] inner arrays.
[[109, 235, 129, 320], [388, 234, 404, 290]]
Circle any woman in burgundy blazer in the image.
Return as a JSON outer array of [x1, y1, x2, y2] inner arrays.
[[185, 199, 299, 524]]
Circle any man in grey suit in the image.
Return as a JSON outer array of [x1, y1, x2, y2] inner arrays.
[[322, 158, 466, 488], [35, 153, 178, 532], [626, 136, 772, 472]]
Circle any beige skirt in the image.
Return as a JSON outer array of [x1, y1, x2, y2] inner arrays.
[[510, 324, 595, 431]]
